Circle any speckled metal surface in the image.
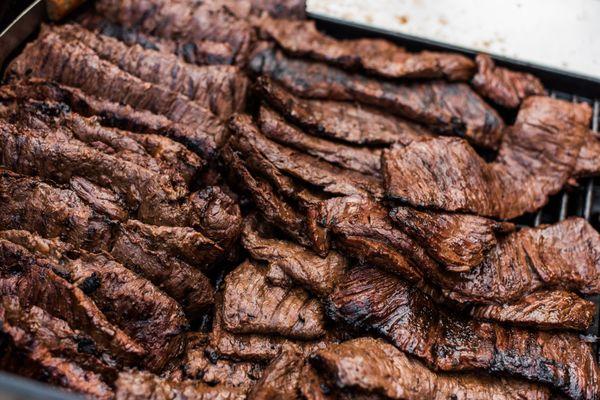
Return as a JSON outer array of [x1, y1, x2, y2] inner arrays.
[[308, 0, 600, 82]]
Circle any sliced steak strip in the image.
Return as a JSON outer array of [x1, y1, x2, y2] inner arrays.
[[242, 217, 347, 297], [114, 370, 245, 400], [383, 96, 592, 219], [311, 338, 550, 400], [222, 143, 328, 254], [471, 54, 545, 108], [574, 135, 600, 177], [1, 296, 119, 383], [259, 105, 381, 176], [248, 345, 305, 400], [229, 114, 383, 198], [6, 30, 227, 149], [0, 239, 145, 366], [390, 206, 514, 272], [222, 261, 326, 340], [0, 299, 114, 400], [78, 12, 236, 66], [249, 45, 504, 149], [0, 229, 188, 371], [471, 290, 595, 331], [256, 76, 433, 146], [328, 266, 600, 400], [51, 23, 248, 118], [0, 78, 218, 158], [95, 0, 254, 65], [258, 16, 475, 81]]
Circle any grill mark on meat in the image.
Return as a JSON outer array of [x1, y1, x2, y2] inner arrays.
[[222, 143, 327, 254], [0, 239, 146, 366], [390, 206, 515, 272], [0, 299, 114, 400], [471, 54, 546, 108], [256, 75, 434, 146], [79, 12, 236, 65], [383, 96, 592, 219], [0, 78, 218, 158], [6, 30, 227, 149], [258, 105, 382, 176], [471, 290, 595, 331], [222, 260, 326, 340], [51, 23, 248, 118], [249, 44, 504, 149], [95, 0, 255, 65], [247, 345, 305, 400], [311, 337, 550, 400], [229, 114, 384, 198], [114, 370, 245, 400], [327, 266, 600, 400], [1, 296, 119, 383], [242, 216, 347, 297], [257, 16, 475, 81]]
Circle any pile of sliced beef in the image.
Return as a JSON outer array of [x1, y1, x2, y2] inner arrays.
[[1, 1, 600, 399]]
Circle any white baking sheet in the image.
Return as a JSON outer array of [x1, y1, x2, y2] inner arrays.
[[307, 0, 600, 81]]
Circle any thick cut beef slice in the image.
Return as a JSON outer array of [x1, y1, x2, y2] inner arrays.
[[0, 170, 112, 252], [259, 105, 382, 176], [222, 261, 326, 340], [383, 96, 592, 219], [115, 370, 244, 400], [0, 229, 188, 371], [311, 338, 550, 400], [79, 12, 236, 66], [471, 290, 595, 331], [256, 76, 433, 146], [258, 16, 474, 81], [95, 0, 254, 64], [249, 45, 504, 149], [242, 217, 347, 297], [6, 30, 227, 150], [0, 239, 145, 366], [248, 345, 305, 400], [1, 296, 118, 383], [0, 299, 114, 400], [471, 54, 545, 108], [390, 206, 514, 272], [51, 23, 248, 117], [328, 266, 600, 400], [229, 114, 383, 198], [0, 78, 218, 158]]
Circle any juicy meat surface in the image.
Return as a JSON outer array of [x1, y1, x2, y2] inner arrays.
[[248, 345, 305, 400], [390, 206, 514, 272], [575, 134, 600, 177], [115, 370, 245, 400], [95, 0, 255, 64], [79, 12, 237, 66], [311, 338, 550, 400], [242, 217, 347, 297], [6, 30, 227, 149], [383, 96, 592, 219], [327, 266, 600, 400], [258, 16, 475, 80], [51, 23, 248, 118], [471, 54, 545, 108], [258, 105, 382, 176], [229, 114, 384, 198], [222, 261, 326, 340], [249, 45, 504, 149], [256, 76, 434, 146], [470, 290, 595, 331]]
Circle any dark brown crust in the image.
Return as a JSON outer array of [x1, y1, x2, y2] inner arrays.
[[249, 45, 504, 149]]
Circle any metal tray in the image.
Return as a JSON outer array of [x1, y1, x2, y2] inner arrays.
[[0, 4, 599, 399]]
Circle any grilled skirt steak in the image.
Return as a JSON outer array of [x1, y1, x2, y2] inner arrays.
[[328, 266, 600, 400], [257, 16, 475, 81], [249, 44, 504, 149]]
